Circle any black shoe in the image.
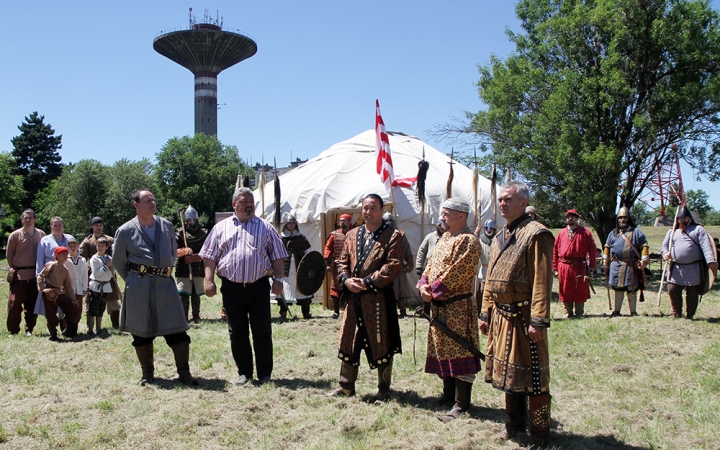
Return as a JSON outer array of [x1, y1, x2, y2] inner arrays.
[[258, 376, 272, 385], [49, 335, 62, 342], [233, 375, 251, 386]]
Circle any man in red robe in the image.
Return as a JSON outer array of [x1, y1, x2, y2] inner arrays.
[[324, 214, 353, 318], [552, 209, 596, 318]]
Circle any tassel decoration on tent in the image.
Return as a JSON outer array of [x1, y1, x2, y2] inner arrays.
[[446, 148, 454, 200], [273, 158, 281, 231], [491, 163, 497, 222], [472, 148, 479, 228], [416, 146, 429, 236]]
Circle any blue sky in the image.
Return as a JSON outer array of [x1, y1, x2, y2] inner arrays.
[[1, 1, 719, 211]]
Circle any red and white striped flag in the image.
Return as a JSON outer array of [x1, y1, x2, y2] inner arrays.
[[375, 100, 395, 192], [375, 100, 416, 191]]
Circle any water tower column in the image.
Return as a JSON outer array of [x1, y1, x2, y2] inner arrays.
[[195, 72, 218, 136]]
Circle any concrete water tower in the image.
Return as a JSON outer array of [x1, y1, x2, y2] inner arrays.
[[153, 9, 257, 136]]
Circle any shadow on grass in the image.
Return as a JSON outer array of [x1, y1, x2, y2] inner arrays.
[[270, 377, 333, 390], [150, 377, 229, 392], [546, 432, 649, 449]]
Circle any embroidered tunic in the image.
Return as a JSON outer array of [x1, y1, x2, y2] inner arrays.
[[336, 223, 403, 369], [419, 228, 481, 378], [481, 215, 554, 395], [552, 226, 596, 303]]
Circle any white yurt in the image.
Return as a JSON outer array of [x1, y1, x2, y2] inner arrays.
[[253, 130, 503, 307]]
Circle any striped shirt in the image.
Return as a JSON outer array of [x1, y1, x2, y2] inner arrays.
[[199, 215, 288, 284]]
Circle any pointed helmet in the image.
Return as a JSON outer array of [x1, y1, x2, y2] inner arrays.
[[184, 205, 198, 220]]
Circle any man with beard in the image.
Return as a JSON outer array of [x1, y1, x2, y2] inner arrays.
[[480, 181, 554, 446], [113, 189, 198, 386], [277, 214, 313, 320], [416, 217, 445, 275], [661, 206, 718, 319], [80, 217, 122, 328], [419, 198, 481, 422], [553, 210, 597, 319], [327, 194, 403, 402], [6, 209, 45, 336], [603, 207, 649, 317], [200, 188, 287, 386], [175, 205, 208, 324], [324, 214, 353, 319]]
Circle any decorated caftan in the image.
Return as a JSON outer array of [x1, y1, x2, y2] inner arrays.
[[336, 223, 403, 369], [419, 228, 481, 378], [482, 216, 553, 395]]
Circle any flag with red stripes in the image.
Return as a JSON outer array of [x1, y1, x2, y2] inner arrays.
[[375, 100, 395, 192], [375, 100, 416, 191]]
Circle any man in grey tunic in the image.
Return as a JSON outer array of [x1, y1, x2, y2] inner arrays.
[[113, 189, 198, 386], [661, 206, 718, 319]]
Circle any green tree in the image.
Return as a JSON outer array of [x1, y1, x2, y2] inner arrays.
[[103, 158, 156, 235], [11, 112, 64, 208], [685, 189, 712, 218], [703, 209, 720, 225], [35, 160, 110, 238], [154, 134, 244, 228], [0, 152, 27, 243], [630, 202, 655, 227], [440, 0, 720, 244]]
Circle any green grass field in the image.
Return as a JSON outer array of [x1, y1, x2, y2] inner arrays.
[[0, 225, 719, 449]]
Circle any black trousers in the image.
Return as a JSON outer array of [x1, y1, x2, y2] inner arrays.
[[220, 276, 273, 379], [131, 332, 190, 347]]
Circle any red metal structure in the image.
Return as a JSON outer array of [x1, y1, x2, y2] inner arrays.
[[635, 144, 686, 216]]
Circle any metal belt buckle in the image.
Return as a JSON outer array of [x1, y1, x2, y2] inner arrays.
[[161, 267, 171, 277], [138, 265, 148, 275]]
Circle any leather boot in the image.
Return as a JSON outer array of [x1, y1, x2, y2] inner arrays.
[[179, 294, 190, 322], [438, 377, 456, 405], [529, 394, 552, 442], [439, 379, 472, 422], [299, 299, 312, 319], [170, 341, 198, 386], [327, 361, 357, 397], [494, 393, 527, 440], [110, 310, 120, 329], [135, 343, 154, 386], [191, 295, 201, 323], [574, 302, 585, 318], [375, 359, 393, 403], [562, 302, 573, 319]]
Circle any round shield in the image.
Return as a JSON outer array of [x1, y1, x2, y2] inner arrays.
[[296, 250, 327, 296]]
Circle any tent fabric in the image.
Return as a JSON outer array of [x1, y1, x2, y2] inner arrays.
[[253, 129, 503, 304]]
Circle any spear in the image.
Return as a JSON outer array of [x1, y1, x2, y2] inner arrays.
[[446, 148, 454, 200]]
